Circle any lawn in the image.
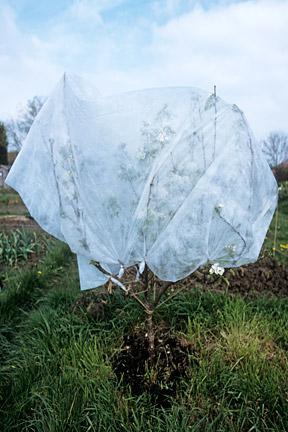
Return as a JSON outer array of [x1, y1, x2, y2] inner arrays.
[[0, 187, 287, 432]]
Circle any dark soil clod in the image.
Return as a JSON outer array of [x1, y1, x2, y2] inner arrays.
[[113, 327, 196, 407]]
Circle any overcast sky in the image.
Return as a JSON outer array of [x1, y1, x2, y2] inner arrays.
[[0, 0, 287, 139]]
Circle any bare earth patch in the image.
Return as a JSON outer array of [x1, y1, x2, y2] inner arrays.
[[192, 256, 288, 297], [0, 215, 39, 229], [112, 326, 196, 407]]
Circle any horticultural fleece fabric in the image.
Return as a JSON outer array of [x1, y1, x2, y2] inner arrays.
[[6, 73, 278, 290]]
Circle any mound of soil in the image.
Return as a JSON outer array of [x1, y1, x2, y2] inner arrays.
[[192, 256, 288, 297], [0, 215, 38, 229], [112, 327, 196, 407], [71, 293, 195, 406], [226, 257, 288, 296]]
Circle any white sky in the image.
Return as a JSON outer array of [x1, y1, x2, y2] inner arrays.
[[0, 0, 287, 139]]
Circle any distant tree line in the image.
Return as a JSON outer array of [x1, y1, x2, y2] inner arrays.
[[0, 122, 8, 164], [6, 96, 45, 151], [261, 132, 288, 183], [0, 96, 44, 166]]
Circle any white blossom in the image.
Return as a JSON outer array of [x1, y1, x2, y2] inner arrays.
[[209, 262, 225, 276], [225, 244, 236, 256], [139, 260, 145, 274], [158, 131, 166, 143], [136, 147, 146, 160], [117, 265, 125, 278]]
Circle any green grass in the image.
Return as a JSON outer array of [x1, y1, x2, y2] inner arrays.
[[0, 240, 75, 325], [0, 193, 10, 205], [264, 194, 288, 264], [0, 248, 287, 431], [0, 192, 287, 431]]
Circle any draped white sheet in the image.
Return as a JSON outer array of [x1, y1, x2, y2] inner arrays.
[[6, 73, 278, 290]]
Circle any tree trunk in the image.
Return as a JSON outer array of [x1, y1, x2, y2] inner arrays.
[[146, 310, 155, 360]]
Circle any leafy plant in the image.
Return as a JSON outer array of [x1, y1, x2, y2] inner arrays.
[[0, 229, 43, 266]]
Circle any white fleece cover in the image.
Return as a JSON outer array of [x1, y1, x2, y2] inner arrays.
[[5, 73, 278, 290]]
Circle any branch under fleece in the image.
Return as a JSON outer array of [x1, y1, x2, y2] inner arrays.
[[91, 260, 174, 359]]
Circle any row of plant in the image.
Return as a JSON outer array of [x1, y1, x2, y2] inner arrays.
[[0, 228, 45, 266]]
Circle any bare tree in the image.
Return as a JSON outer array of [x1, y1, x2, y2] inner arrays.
[[0, 122, 8, 164], [272, 161, 288, 183], [262, 132, 288, 168], [6, 96, 45, 151]]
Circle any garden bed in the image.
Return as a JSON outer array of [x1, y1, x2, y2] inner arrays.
[[193, 256, 288, 297]]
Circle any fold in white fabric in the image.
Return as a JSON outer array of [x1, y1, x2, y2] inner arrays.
[[6, 73, 278, 290]]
